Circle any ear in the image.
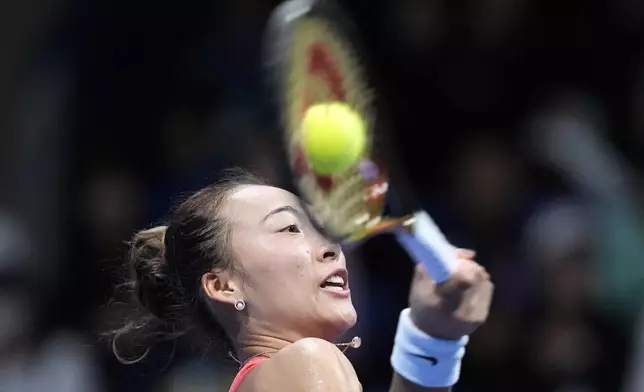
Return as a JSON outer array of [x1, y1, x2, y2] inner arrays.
[[201, 271, 240, 307]]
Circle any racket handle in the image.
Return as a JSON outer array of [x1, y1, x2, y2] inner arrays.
[[395, 210, 458, 283]]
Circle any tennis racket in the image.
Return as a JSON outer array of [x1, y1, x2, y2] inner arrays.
[[262, 0, 458, 283]]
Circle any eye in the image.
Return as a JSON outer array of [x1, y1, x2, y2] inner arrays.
[[279, 224, 301, 234]]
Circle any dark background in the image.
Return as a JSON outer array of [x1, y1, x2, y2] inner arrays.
[[3, 0, 644, 391]]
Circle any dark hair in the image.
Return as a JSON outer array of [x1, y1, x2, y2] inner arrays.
[[105, 168, 267, 364]]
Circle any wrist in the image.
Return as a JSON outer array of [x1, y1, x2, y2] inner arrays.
[[391, 308, 469, 388], [409, 308, 465, 341]]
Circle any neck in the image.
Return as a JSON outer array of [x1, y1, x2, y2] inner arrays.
[[235, 333, 294, 363], [231, 318, 349, 363], [235, 332, 360, 365]]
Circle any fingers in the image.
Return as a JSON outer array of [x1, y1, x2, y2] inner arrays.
[[415, 250, 489, 285], [410, 254, 494, 325], [466, 277, 495, 323], [453, 248, 489, 281], [447, 260, 494, 322], [451, 258, 491, 292], [455, 248, 476, 259]]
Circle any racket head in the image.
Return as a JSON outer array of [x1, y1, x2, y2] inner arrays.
[[263, 0, 415, 243]]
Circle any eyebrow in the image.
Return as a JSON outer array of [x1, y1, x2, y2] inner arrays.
[[260, 205, 302, 224]]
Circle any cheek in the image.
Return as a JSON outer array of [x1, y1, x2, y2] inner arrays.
[[242, 237, 315, 297]]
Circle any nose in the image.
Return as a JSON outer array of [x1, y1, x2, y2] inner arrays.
[[316, 242, 341, 263]]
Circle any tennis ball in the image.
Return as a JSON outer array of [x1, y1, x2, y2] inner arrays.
[[301, 102, 366, 175]]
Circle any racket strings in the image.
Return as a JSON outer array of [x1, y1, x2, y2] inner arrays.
[[311, 172, 383, 236], [283, 16, 384, 240]]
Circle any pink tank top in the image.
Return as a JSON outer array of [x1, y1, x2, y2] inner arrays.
[[228, 356, 270, 392]]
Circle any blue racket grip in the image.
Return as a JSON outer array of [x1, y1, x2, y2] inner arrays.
[[395, 211, 459, 283]]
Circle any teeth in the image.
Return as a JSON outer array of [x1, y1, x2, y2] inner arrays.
[[325, 275, 345, 285], [323, 285, 345, 291]]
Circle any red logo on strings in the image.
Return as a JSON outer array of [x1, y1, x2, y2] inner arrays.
[[301, 43, 346, 113], [296, 42, 347, 190]]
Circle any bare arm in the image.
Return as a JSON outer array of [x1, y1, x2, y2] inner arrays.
[[389, 256, 493, 392], [239, 338, 361, 392]]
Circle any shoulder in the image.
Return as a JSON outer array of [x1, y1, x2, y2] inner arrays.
[[280, 337, 345, 359], [239, 338, 361, 392]]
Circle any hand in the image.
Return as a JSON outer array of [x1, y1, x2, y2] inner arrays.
[[408, 249, 494, 340]]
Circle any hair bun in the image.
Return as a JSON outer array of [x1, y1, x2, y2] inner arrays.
[[105, 168, 268, 364], [129, 226, 181, 322]]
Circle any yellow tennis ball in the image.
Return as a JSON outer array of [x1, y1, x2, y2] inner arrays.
[[301, 102, 366, 175]]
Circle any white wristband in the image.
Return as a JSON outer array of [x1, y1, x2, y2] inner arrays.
[[391, 309, 469, 388]]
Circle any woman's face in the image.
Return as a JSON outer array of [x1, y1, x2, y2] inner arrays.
[[224, 185, 356, 342]]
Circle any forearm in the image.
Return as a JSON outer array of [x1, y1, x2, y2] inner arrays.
[[389, 372, 450, 392], [390, 309, 467, 392]]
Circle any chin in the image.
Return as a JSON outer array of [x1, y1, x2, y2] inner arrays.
[[312, 290, 358, 339], [325, 304, 358, 338]]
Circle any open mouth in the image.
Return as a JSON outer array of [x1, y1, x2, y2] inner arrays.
[[320, 269, 349, 292]]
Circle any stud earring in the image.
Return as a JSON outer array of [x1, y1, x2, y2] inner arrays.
[[234, 299, 246, 311]]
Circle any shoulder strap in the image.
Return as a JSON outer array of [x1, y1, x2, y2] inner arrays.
[[228, 356, 270, 392]]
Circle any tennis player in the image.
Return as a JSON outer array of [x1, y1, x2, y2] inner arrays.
[[109, 169, 493, 392]]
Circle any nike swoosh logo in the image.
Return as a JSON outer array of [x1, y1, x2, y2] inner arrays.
[[410, 353, 438, 366]]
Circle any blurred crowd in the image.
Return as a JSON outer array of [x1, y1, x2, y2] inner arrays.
[[3, 0, 644, 391]]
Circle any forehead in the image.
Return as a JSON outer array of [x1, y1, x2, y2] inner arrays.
[[226, 185, 300, 221]]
